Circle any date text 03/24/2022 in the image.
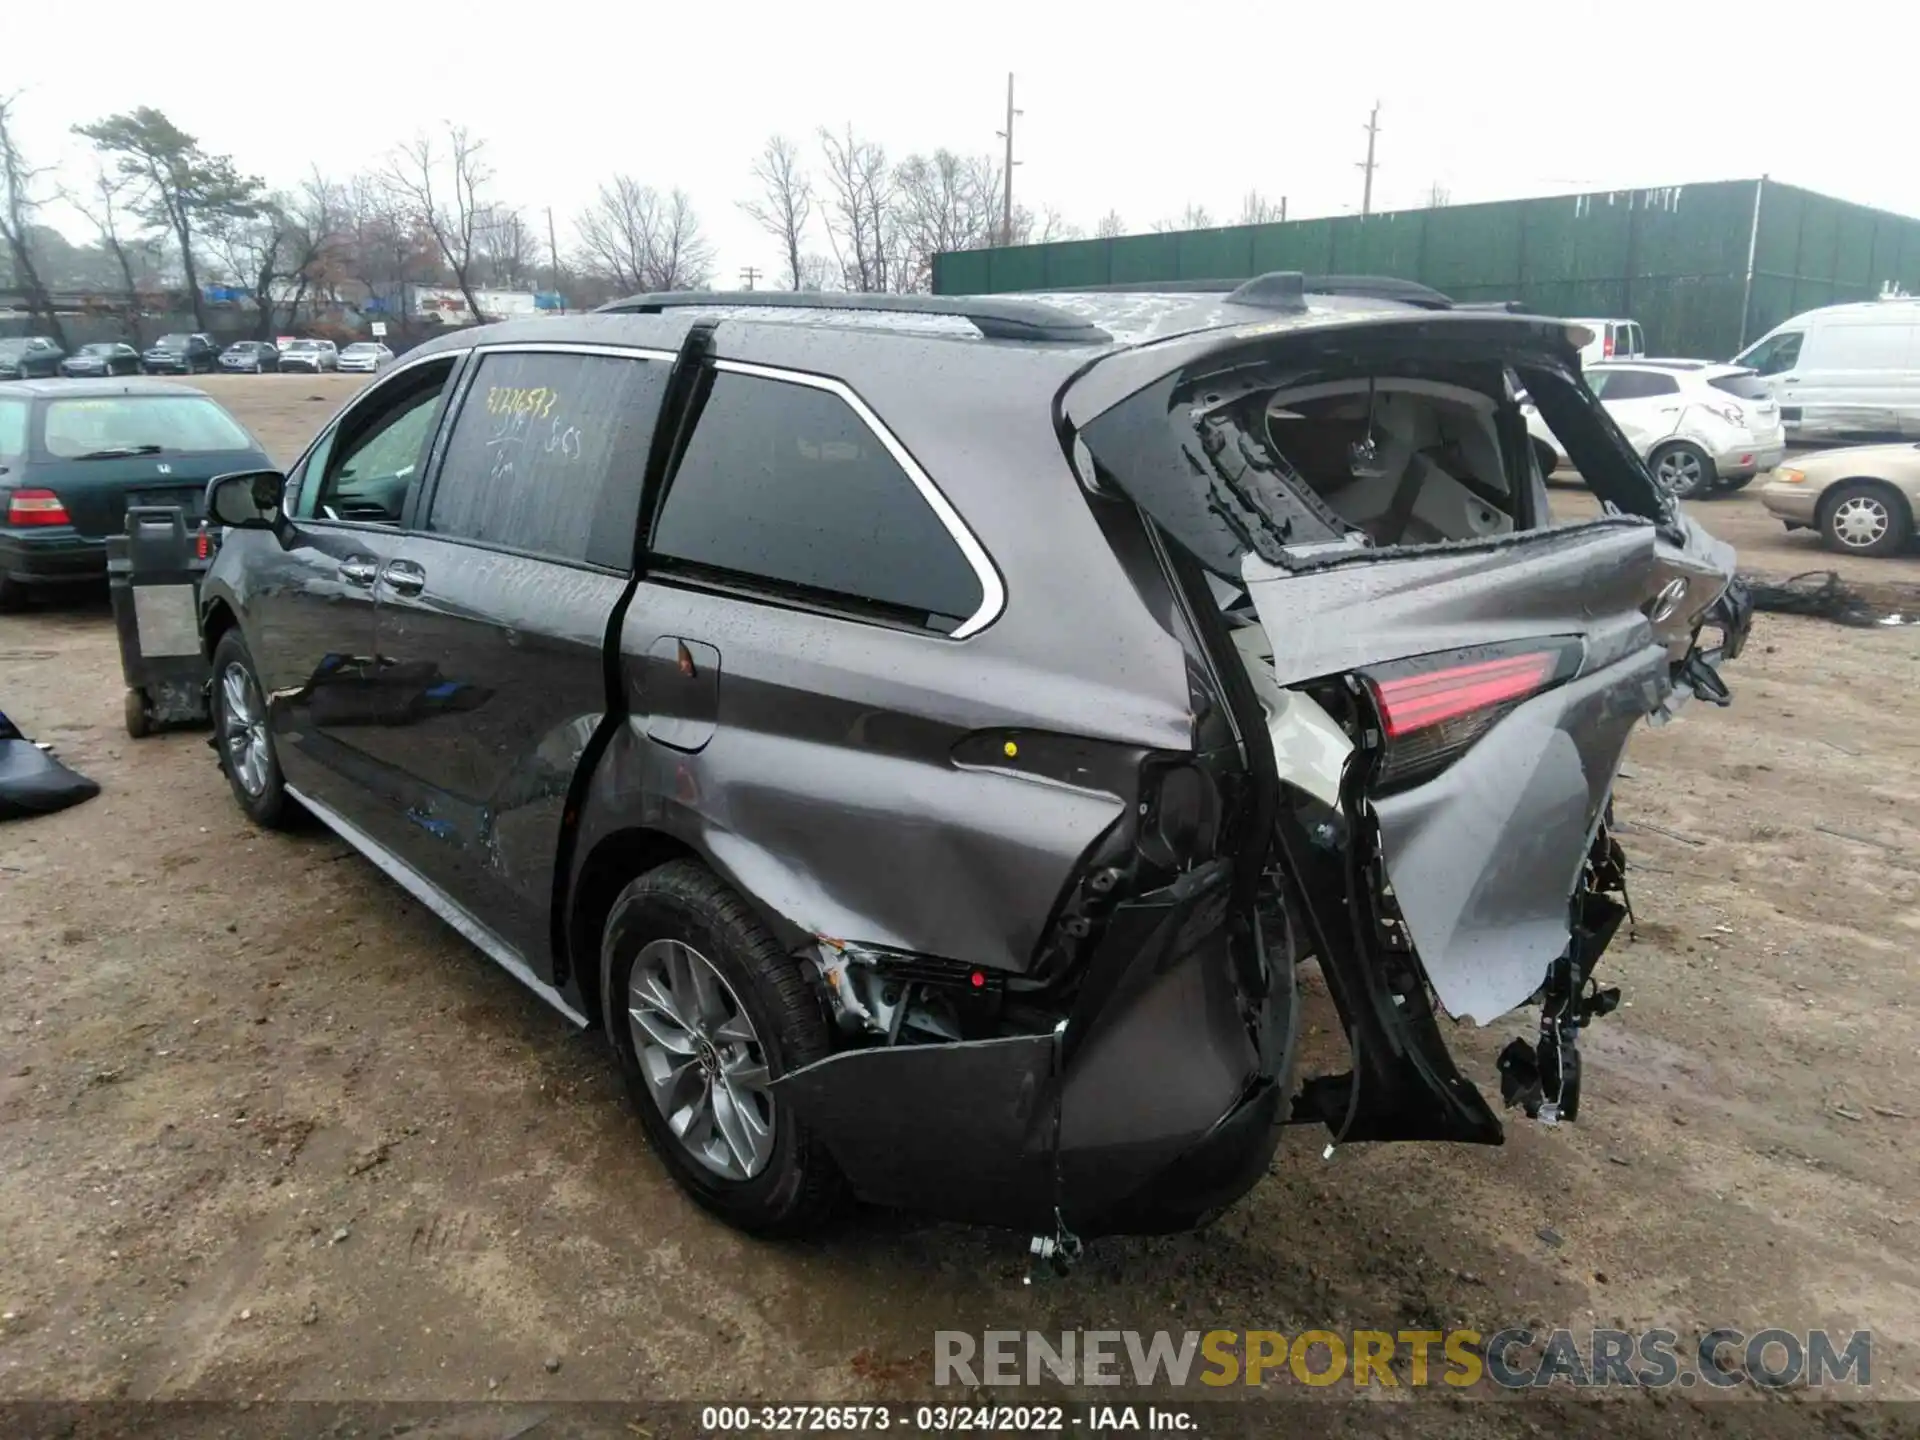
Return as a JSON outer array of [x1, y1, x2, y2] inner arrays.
[[700, 1405, 1193, 1432]]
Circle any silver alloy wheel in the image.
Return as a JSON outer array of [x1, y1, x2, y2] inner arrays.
[[1653, 447, 1705, 495], [626, 938, 775, 1182], [1829, 493, 1892, 550], [219, 661, 271, 797]]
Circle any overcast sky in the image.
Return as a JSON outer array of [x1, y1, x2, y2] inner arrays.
[[3, 0, 1912, 283]]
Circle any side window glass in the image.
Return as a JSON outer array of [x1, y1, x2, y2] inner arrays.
[[1585, 371, 1611, 400], [1742, 332, 1803, 377], [1643, 372, 1679, 396], [651, 371, 987, 633], [427, 350, 666, 567], [1600, 371, 1651, 400], [310, 361, 454, 525]]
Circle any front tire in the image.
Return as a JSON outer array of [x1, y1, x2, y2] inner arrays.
[[1649, 440, 1716, 500], [603, 861, 843, 1236], [1820, 481, 1910, 558], [211, 628, 296, 828]]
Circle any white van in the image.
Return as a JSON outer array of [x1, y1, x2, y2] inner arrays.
[[1732, 297, 1920, 440], [1568, 318, 1645, 367]]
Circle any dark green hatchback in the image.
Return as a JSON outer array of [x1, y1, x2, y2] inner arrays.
[[0, 378, 273, 608]]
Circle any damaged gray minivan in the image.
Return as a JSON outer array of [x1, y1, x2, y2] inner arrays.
[[197, 275, 1750, 1246]]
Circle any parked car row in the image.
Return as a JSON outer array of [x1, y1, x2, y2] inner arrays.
[[1, 335, 398, 380]]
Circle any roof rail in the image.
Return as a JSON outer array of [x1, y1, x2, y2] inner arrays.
[[594, 289, 1112, 344], [1041, 271, 1457, 312], [1453, 299, 1535, 315]]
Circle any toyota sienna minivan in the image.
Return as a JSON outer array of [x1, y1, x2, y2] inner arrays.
[[195, 278, 1748, 1245]]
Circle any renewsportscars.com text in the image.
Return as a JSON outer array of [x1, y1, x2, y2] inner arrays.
[[934, 1328, 1872, 1390]]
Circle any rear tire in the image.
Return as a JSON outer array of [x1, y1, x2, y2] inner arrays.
[[1649, 441, 1716, 500], [603, 860, 843, 1236], [210, 628, 296, 828], [1531, 438, 1559, 478], [1819, 481, 1910, 558], [0, 573, 28, 613]]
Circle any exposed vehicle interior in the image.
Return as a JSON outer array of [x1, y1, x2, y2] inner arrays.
[[1259, 377, 1520, 545]]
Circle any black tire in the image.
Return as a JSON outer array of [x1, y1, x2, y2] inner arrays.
[[603, 860, 843, 1236], [0, 573, 29, 613], [210, 627, 296, 828], [1818, 481, 1911, 559], [1648, 440, 1716, 500], [1531, 438, 1559, 478], [123, 688, 151, 739]]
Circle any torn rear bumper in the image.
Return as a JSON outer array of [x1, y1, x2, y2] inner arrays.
[[774, 860, 1293, 1237]]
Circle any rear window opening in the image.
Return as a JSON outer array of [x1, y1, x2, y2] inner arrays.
[[1708, 372, 1773, 402], [1261, 379, 1516, 547]]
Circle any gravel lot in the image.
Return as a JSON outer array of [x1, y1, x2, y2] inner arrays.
[[1, 375, 1917, 1430]]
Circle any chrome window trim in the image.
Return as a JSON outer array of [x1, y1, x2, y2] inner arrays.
[[472, 341, 680, 364], [710, 357, 1006, 640]]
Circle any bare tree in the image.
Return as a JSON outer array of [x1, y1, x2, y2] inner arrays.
[[477, 205, 535, 289], [1094, 210, 1126, 239], [1425, 182, 1452, 209], [385, 126, 492, 323], [818, 125, 894, 293], [67, 163, 157, 342], [575, 177, 714, 293], [741, 136, 815, 291], [1153, 203, 1215, 233], [0, 95, 69, 348], [1239, 190, 1286, 225], [1027, 205, 1080, 244], [892, 149, 1000, 290], [208, 197, 295, 340]]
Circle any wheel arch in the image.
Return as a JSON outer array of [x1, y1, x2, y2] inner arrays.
[[562, 824, 702, 1029], [199, 593, 239, 661]]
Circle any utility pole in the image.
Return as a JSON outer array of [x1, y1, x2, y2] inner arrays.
[[739, 266, 761, 291], [545, 206, 563, 310], [996, 72, 1022, 246], [1357, 102, 1381, 218]]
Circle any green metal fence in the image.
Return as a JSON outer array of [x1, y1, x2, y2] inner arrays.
[[932, 180, 1920, 360]]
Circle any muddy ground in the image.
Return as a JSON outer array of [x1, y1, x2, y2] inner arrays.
[[1, 376, 1917, 1431]]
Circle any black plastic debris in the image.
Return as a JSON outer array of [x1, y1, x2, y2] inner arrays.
[[1742, 570, 1918, 629], [0, 707, 100, 821]]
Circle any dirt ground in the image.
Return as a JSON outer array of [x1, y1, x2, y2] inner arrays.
[[2, 376, 1918, 1429]]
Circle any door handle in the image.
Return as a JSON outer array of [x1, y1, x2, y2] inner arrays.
[[339, 555, 378, 587], [380, 559, 427, 597], [1783, 376, 1801, 384]]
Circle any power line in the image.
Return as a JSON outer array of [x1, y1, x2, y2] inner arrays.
[[996, 72, 1022, 246], [739, 266, 762, 291], [1357, 102, 1382, 218]]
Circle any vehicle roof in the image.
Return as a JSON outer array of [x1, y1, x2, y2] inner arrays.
[[412, 279, 1579, 375], [1780, 297, 1920, 327], [1593, 358, 1751, 376], [0, 377, 212, 400]]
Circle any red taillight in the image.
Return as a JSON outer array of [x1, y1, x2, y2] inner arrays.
[[1364, 645, 1576, 788], [1603, 335, 1615, 357], [195, 524, 211, 560], [5, 489, 71, 527]]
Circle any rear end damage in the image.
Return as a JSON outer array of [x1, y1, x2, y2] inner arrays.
[[1064, 309, 1749, 1153], [774, 307, 1748, 1249]]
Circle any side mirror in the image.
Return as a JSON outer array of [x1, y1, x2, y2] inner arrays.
[[207, 469, 286, 530]]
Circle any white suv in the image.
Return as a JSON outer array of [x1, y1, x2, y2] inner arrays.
[[1526, 360, 1786, 499]]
